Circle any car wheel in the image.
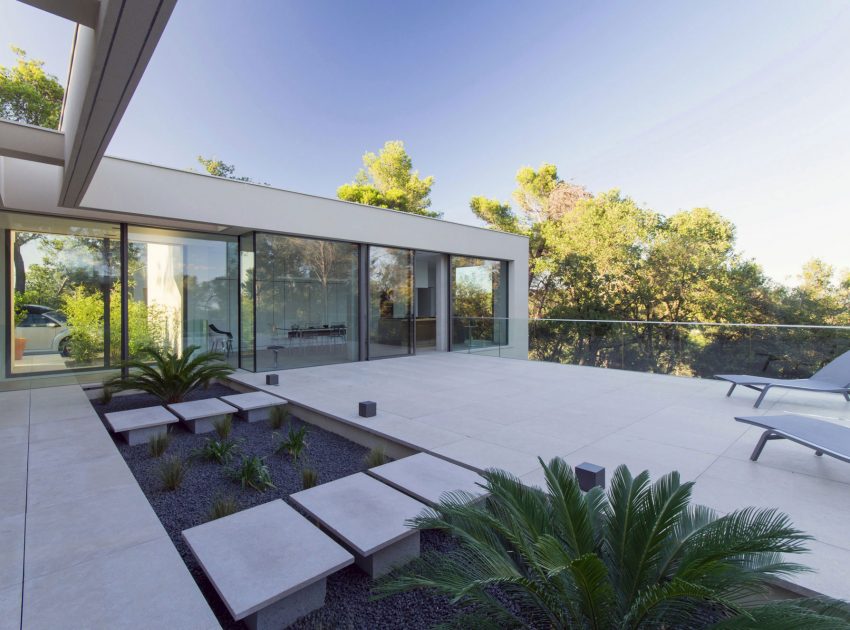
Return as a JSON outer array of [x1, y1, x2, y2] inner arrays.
[[59, 338, 71, 357]]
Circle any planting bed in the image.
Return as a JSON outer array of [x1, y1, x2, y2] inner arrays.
[[94, 387, 462, 629]]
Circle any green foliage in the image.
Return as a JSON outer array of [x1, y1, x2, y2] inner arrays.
[[12, 291, 29, 327], [268, 406, 289, 430], [0, 46, 64, 129], [275, 423, 308, 463], [196, 156, 266, 184], [213, 414, 233, 440], [105, 345, 234, 404], [209, 494, 239, 520], [337, 140, 440, 217], [99, 384, 113, 405], [159, 456, 186, 491], [230, 455, 275, 492], [147, 431, 170, 458], [195, 438, 239, 465], [364, 445, 388, 468], [377, 458, 850, 629], [61, 286, 104, 363], [301, 466, 319, 490]]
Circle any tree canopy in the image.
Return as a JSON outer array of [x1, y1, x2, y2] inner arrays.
[[0, 46, 64, 129], [337, 140, 440, 217]]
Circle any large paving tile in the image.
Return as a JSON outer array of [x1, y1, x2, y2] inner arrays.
[[26, 427, 117, 470], [24, 484, 165, 579], [27, 414, 105, 444], [0, 582, 21, 630], [22, 537, 219, 630], [361, 415, 466, 451], [477, 425, 577, 461], [0, 448, 28, 517], [789, 539, 850, 600], [0, 513, 24, 590], [0, 390, 30, 428], [26, 453, 137, 511], [413, 409, 503, 438], [432, 438, 542, 476]]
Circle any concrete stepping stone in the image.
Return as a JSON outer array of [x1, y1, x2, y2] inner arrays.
[[104, 405, 178, 445], [219, 391, 287, 422], [183, 499, 353, 630], [367, 452, 489, 507], [167, 398, 237, 434], [290, 473, 427, 578]]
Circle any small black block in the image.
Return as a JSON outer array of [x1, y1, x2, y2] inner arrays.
[[359, 401, 377, 417], [575, 462, 605, 491], [265, 374, 279, 386]]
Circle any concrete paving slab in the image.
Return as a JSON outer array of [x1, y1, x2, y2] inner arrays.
[[0, 582, 21, 630], [168, 398, 237, 433], [290, 473, 426, 576], [367, 452, 488, 506], [183, 499, 352, 623], [104, 405, 178, 445], [220, 391, 287, 422], [0, 513, 24, 591]]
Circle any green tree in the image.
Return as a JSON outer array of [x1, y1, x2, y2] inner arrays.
[[196, 156, 267, 184], [0, 46, 64, 129], [337, 140, 440, 217], [379, 458, 850, 629]]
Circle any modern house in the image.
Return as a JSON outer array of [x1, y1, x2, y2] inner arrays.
[[0, 1, 529, 390]]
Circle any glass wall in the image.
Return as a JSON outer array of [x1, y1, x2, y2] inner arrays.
[[127, 227, 238, 366], [451, 256, 508, 349], [251, 233, 359, 370], [369, 246, 413, 358], [3, 211, 121, 378], [239, 233, 256, 371], [414, 251, 442, 352]]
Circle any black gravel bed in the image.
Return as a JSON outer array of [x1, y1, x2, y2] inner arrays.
[[92, 382, 242, 415], [99, 392, 465, 629]]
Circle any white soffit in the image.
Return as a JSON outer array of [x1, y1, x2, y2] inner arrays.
[[0, 120, 65, 166]]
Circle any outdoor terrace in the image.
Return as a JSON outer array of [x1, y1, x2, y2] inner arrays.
[[232, 351, 850, 601]]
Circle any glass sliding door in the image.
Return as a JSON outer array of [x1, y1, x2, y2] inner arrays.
[[3, 211, 121, 377], [414, 251, 445, 353], [368, 246, 413, 358], [239, 232, 256, 371], [127, 227, 238, 366], [252, 233, 359, 370], [451, 256, 508, 349]]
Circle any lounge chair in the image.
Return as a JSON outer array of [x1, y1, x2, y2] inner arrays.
[[716, 350, 850, 408], [735, 414, 850, 464]]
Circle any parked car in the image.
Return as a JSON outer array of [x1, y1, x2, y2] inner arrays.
[[15, 305, 72, 355]]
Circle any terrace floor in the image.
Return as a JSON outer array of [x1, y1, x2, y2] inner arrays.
[[232, 351, 850, 601]]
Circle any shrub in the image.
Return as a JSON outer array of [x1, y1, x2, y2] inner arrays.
[[99, 384, 113, 405], [377, 457, 850, 629], [147, 431, 170, 458], [159, 455, 186, 491], [195, 438, 239, 465], [230, 455, 275, 492], [364, 445, 387, 468], [209, 494, 238, 520], [61, 286, 104, 364], [268, 406, 289, 430], [275, 424, 308, 463], [105, 344, 234, 404], [301, 466, 319, 490], [213, 414, 232, 440]]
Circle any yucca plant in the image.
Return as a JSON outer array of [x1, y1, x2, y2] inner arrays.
[[159, 455, 186, 491], [378, 457, 850, 629], [301, 466, 319, 489], [105, 345, 234, 404], [275, 424, 308, 463], [194, 438, 239, 465], [230, 455, 275, 492], [268, 406, 289, 430]]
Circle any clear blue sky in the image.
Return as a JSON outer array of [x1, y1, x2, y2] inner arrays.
[[2, 0, 849, 285]]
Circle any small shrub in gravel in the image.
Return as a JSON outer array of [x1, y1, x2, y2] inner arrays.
[[230, 455, 275, 492], [301, 466, 318, 489], [194, 438, 240, 465], [209, 495, 238, 521], [213, 415, 232, 440], [364, 445, 388, 468], [148, 432, 170, 458], [275, 424, 308, 463], [100, 385, 113, 404], [159, 455, 186, 491], [268, 406, 288, 430]]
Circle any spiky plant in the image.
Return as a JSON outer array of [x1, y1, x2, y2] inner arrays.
[[209, 494, 239, 520], [230, 455, 275, 492], [194, 438, 239, 465], [275, 424, 308, 463], [268, 406, 289, 430], [377, 457, 850, 629], [301, 466, 319, 489], [213, 414, 232, 440], [105, 345, 234, 404], [364, 445, 387, 468], [159, 455, 186, 491], [147, 431, 170, 458]]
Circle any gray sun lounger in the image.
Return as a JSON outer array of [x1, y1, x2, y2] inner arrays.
[[736, 414, 850, 464], [716, 350, 850, 408]]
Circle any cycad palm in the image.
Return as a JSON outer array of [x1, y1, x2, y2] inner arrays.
[[378, 457, 850, 629], [106, 345, 233, 404]]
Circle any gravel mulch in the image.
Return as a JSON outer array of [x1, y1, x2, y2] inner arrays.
[[95, 387, 463, 629]]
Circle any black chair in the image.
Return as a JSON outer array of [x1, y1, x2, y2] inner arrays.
[[208, 324, 233, 357]]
